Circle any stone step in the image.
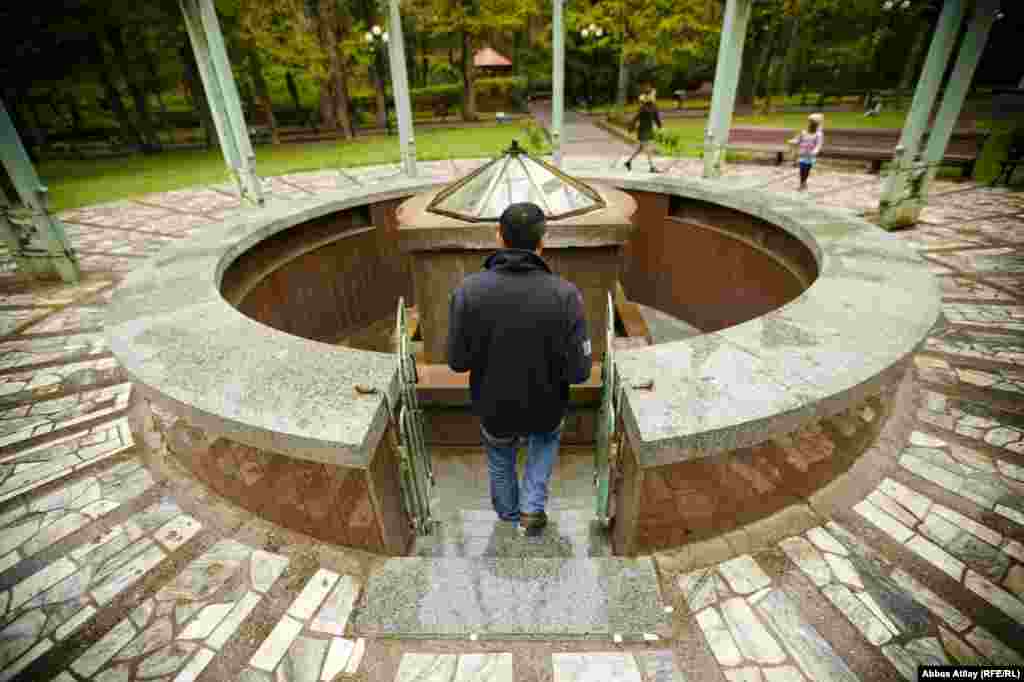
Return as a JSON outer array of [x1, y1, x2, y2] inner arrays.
[[894, 427, 1024, 528], [915, 389, 1024, 465], [852, 477, 1024, 635], [914, 355, 1024, 414], [55, 538, 286, 682], [940, 302, 1024, 335], [0, 357, 124, 408], [924, 327, 1024, 367], [354, 557, 669, 640], [390, 650, 685, 682], [0, 499, 202, 681], [0, 417, 135, 506], [0, 332, 108, 373], [0, 383, 131, 453], [413, 512, 611, 559], [242, 568, 366, 681], [20, 305, 108, 335], [0, 458, 155, 578]]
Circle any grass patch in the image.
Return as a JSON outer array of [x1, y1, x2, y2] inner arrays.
[[40, 123, 546, 211]]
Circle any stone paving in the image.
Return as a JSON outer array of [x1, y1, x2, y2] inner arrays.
[[0, 155, 1019, 681]]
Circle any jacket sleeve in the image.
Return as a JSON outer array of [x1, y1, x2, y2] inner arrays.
[[447, 287, 472, 373], [813, 131, 824, 155], [565, 289, 593, 385], [654, 108, 662, 128]]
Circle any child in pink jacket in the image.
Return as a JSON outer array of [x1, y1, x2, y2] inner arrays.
[[789, 113, 824, 191]]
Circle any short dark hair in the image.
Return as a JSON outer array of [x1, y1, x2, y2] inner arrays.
[[499, 202, 546, 251]]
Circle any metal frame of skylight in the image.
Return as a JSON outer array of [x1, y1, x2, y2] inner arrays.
[[426, 141, 606, 223]]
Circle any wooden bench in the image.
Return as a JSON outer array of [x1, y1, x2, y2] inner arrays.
[[726, 126, 988, 177], [726, 127, 792, 165], [823, 128, 988, 177]]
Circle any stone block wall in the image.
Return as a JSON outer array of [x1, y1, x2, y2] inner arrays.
[[130, 397, 413, 556]]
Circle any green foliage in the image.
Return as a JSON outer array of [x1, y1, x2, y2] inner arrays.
[[653, 128, 684, 157], [427, 62, 461, 85], [38, 123, 548, 211], [475, 77, 527, 99], [973, 123, 1020, 185], [519, 119, 548, 153]]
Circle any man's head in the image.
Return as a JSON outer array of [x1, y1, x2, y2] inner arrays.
[[498, 202, 546, 253]]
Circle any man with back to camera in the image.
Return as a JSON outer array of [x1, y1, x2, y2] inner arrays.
[[447, 202, 593, 537]]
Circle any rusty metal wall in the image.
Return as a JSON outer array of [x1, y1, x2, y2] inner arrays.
[[220, 199, 414, 343], [622, 192, 818, 333]]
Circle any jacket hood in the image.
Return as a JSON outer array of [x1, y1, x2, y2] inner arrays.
[[483, 248, 552, 274]]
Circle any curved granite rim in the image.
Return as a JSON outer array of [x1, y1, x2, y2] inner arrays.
[[104, 164, 940, 470]]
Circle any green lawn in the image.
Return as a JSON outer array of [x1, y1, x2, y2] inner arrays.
[[41, 123, 547, 211], [647, 110, 914, 156]]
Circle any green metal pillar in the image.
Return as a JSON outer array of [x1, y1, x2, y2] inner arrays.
[[878, 0, 965, 229], [387, 0, 417, 177], [552, 0, 565, 167], [909, 0, 1000, 218], [180, 0, 263, 205], [703, 0, 753, 179], [0, 99, 79, 283]]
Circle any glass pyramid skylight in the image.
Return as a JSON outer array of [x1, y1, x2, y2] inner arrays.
[[427, 141, 606, 222]]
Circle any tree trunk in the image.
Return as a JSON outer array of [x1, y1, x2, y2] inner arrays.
[[373, 53, 388, 129], [318, 83, 335, 131], [140, 43, 168, 130], [335, 9, 356, 138], [615, 49, 629, 110], [66, 93, 83, 134], [334, 65, 354, 139], [461, 30, 478, 121], [94, 34, 145, 150], [180, 42, 216, 149], [248, 47, 279, 144], [106, 24, 162, 152], [775, 14, 802, 99], [738, 25, 776, 111], [286, 72, 303, 113]]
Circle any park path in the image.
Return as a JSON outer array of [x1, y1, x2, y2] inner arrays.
[[530, 99, 634, 162], [0, 160, 1021, 681]]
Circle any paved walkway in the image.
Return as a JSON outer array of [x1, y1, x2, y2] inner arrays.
[[0, 156, 1021, 681], [530, 101, 634, 161]]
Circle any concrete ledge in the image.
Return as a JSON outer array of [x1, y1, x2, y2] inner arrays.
[[105, 160, 939, 475]]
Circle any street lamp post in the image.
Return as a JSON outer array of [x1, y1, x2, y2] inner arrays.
[[365, 26, 392, 134], [578, 24, 604, 114]]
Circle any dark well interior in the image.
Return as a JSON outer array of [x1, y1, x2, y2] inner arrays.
[[218, 190, 819, 448], [220, 191, 817, 346]]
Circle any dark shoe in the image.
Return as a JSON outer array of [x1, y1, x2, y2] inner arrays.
[[624, 160, 632, 171], [649, 166, 660, 173], [520, 511, 548, 537]]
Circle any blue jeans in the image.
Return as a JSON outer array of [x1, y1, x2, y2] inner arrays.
[[481, 423, 562, 520]]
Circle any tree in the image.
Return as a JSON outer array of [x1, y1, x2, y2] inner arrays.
[[571, 0, 715, 111], [407, 0, 538, 121], [240, 0, 354, 137]]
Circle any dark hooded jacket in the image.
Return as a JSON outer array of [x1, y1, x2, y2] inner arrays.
[[447, 248, 592, 438]]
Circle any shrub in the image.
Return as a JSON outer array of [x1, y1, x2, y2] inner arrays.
[[411, 83, 462, 116], [520, 119, 548, 153], [653, 128, 684, 156]]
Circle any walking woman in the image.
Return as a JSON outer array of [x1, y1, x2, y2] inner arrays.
[[789, 113, 824, 190], [625, 92, 662, 172]]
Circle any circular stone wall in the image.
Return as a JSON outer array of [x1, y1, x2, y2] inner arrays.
[[108, 167, 939, 557]]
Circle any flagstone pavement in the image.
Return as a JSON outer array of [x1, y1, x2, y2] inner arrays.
[[0, 154, 1022, 681]]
